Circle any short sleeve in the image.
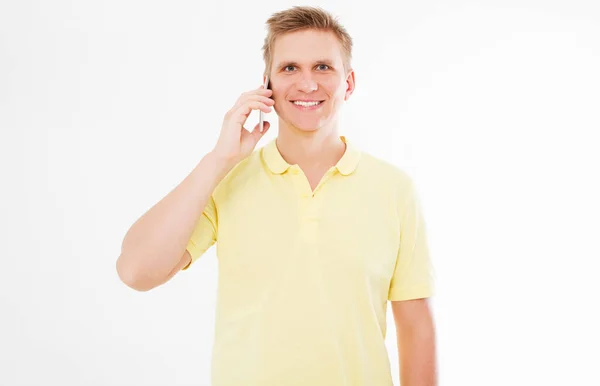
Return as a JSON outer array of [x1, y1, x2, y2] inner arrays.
[[181, 193, 218, 270], [388, 179, 435, 301]]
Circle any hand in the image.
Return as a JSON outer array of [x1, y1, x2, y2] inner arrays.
[[212, 85, 274, 164]]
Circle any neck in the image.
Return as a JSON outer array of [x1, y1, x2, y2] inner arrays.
[[275, 121, 346, 170]]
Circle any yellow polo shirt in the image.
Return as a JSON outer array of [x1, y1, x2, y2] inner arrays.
[[183, 135, 434, 386]]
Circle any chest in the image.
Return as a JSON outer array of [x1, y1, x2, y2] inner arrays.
[[215, 177, 401, 285]]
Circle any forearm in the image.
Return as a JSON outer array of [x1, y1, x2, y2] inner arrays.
[[117, 151, 234, 289], [397, 317, 437, 386]]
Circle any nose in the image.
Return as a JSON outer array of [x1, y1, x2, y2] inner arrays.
[[296, 77, 318, 93]]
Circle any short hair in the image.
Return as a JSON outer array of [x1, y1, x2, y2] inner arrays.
[[261, 6, 353, 77]]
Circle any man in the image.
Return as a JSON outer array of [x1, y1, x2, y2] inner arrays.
[[117, 6, 437, 386]]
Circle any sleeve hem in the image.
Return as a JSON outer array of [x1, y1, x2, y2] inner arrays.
[[181, 242, 203, 271], [388, 286, 434, 301]]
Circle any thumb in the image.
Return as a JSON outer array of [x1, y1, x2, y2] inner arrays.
[[241, 121, 270, 148], [251, 121, 270, 141]]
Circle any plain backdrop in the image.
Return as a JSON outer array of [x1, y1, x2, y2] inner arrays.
[[1, 0, 599, 385]]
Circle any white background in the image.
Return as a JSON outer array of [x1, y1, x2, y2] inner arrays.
[[1, 0, 599, 385]]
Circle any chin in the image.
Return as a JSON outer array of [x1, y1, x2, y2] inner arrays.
[[288, 115, 332, 132], [294, 123, 322, 132], [280, 101, 334, 131]]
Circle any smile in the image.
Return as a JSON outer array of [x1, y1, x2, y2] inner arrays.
[[290, 100, 325, 110]]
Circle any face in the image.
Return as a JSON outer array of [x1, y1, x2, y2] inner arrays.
[[266, 29, 355, 133]]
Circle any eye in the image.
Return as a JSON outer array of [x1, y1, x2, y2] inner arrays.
[[284, 65, 296, 72], [317, 64, 330, 70]]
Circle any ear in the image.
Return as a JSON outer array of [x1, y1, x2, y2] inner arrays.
[[344, 70, 356, 101], [263, 73, 271, 90], [263, 65, 272, 87]]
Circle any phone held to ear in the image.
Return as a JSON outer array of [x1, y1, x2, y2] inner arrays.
[[259, 75, 270, 133]]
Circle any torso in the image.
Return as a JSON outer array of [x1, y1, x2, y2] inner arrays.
[[189, 138, 434, 386]]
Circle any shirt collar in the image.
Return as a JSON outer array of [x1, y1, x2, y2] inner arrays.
[[262, 135, 361, 176]]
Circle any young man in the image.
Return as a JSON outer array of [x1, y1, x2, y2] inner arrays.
[[117, 6, 437, 386]]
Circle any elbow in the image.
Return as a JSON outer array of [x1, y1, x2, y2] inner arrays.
[[116, 254, 157, 292]]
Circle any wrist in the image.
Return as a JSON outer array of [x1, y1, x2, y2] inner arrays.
[[206, 150, 238, 174]]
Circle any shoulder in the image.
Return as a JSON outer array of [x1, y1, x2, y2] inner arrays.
[[356, 150, 415, 191], [354, 149, 423, 221], [350, 149, 423, 224]]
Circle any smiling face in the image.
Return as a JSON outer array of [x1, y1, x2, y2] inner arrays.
[[267, 29, 355, 134]]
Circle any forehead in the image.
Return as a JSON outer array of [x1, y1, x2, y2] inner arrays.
[[272, 29, 343, 67]]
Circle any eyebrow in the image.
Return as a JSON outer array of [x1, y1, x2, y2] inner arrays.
[[276, 59, 335, 68]]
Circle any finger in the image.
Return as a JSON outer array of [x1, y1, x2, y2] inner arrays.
[[240, 87, 272, 100], [233, 91, 274, 110], [258, 87, 273, 96], [252, 120, 270, 136], [232, 101, 273, 125], [255, 120, 270, 136], [255, 95, 275, 106], [239, 95, 274, 107], [240, 121, 269, 143], [240, 87, 273, 102]]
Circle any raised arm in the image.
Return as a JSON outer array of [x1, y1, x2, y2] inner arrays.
[[116, 85, 274, 291]]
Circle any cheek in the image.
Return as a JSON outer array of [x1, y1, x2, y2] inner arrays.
[[271, 84, 289, 104], [324, 79, 346, 98], [322, 78, 339, 90], [271, 90, 285, 109]]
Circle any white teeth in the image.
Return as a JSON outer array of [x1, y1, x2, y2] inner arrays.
[[293, 101, 321, 107]]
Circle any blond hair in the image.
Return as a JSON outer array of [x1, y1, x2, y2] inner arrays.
[[261, 6, 353, 77]]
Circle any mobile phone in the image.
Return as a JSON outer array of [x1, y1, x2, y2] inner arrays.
[[259, 75, 270, 133]]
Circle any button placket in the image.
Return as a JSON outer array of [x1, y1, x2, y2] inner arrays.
[[287, 165, 329, 244]]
